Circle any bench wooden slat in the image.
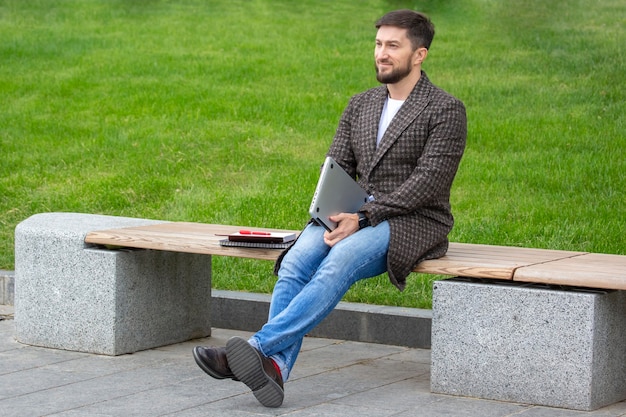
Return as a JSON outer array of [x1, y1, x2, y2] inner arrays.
[[85, 222, 298, 261], [514, 253, 626, 290], [85, 222, 601, 283], [416, 243, 584, 279]]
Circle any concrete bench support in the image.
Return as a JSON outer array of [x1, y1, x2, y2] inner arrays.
[[431, 278, 626, 411], [14, 213, 212, 355]]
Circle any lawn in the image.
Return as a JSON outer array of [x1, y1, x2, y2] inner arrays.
[[1, 0, 624, 308]]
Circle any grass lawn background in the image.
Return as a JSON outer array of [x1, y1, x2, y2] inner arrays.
[[1, 0, 624, 308]]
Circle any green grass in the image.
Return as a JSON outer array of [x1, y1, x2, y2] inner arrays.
[[1, 0, 624, 309]]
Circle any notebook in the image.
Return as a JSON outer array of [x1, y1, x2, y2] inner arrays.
[[219, 239, 294, 250], [217, 230, 297, 250], [224, 230, 296, 244], [308, 156, 372, 232]]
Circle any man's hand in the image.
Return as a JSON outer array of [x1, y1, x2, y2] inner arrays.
[[323, 213, 359, 247]]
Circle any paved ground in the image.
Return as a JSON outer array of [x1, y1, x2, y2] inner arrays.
[[2, 306, 626, 417]]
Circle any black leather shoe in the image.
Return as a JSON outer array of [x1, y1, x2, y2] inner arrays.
[[193, 346, 237, 380], [226, 336, 284, 408]]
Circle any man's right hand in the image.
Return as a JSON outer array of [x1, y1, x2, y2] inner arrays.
[[323, 213, 359, 247]]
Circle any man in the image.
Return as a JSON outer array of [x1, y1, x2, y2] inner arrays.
[[193, 9, 466, 408]]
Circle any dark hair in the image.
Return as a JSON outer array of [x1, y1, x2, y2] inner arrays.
[[375, 9, 435, 50]]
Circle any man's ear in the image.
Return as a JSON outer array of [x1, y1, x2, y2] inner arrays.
[[414, 47, 428, 66]]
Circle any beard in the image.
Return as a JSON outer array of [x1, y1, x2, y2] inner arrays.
[[375, 60, 412, 84]]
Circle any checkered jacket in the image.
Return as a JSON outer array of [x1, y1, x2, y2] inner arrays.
[[327, 72, 467, 290]]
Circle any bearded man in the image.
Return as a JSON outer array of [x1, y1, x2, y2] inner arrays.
[[193, 9, 467, 408]]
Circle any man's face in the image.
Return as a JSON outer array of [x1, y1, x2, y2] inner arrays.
[[374, 26, 416, 84]]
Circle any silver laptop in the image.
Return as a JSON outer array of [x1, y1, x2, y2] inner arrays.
[[308, 156, 372, 231]]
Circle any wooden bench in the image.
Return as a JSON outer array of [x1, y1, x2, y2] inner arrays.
[[83, 220, 626, 411], [83, 221, 626, 290]]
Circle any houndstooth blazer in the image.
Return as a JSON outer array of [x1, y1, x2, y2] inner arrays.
[[326, 72, 467, 291]]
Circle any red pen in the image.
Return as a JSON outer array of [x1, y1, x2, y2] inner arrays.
[[239, 230, 271, 236]]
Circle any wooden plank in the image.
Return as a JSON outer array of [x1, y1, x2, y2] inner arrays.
[[514, 253, 626, 290], [85, 222, 588, 280], [85, 222, 299, 261], [415, 243, 585, 279]]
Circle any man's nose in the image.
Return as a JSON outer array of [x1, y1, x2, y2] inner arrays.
[[375, 47, 388, 59]]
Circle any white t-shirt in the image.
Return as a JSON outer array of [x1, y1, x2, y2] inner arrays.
[[377, 96, 405, 146]]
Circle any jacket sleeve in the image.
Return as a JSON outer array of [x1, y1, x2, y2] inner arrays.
[[326, 94, 362, 178]]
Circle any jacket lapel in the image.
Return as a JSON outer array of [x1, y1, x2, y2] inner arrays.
[[361, 87, 388, 159]]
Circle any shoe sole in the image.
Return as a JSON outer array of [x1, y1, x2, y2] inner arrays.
[[192, 347, 228, 380], [226, 337, 284, 408]]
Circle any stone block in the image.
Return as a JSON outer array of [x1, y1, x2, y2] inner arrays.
[[0, 270, 14, 305], [211, 289, 432, 348], [431, 278, 626, 411], [14, 213, 212, 355]]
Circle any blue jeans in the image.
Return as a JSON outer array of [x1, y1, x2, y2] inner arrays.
[[249, 221, 390, 381]]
